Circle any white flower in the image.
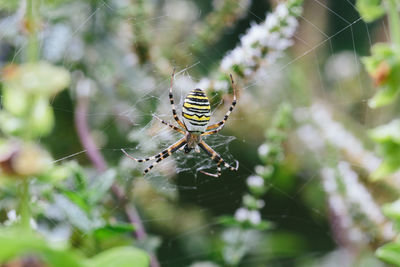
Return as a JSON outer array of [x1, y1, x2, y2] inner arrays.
[[265, 14, 279, 30], [338, 161, 386, 225], [220, 2, 300, 75], [321, 163, 395, 242], [276, 38, 293, 51], [321, 168, 338, 193], [296, 125, 325, 151], [255, 165, 265, 174], [3, 209, 36, 229], [257, 199, 266, 209], [221, 47, 245, 71], [308, 103, 381, 174], [276, 4, 289, 19], [43, 24, 71, 62], [6, 210, 18, 224], [247, 175, 264, 187], [30, 218, 38, 229], [243, 67, 253, 76], [258, 143, 270, 157], [263, 31, 280, 48], [282, 16, 299, 37], [265, 51, 283, 63], [214, 80, 229, 91], [248, 210, 261, 225], [196, 78, 211, 90], [234, 207, 249, 222], [234, 207, 262, 225], [325, 51, 361, 81], [241, 23, 267, 49]]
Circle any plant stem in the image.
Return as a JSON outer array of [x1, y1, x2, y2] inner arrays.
[[26, 0, 39, 62], [75, 96, 107, 172], [386, 0, 400, 46], [74, 88, 160, 267], [18, 0, 40, 232], [19, 179, 31, 230]]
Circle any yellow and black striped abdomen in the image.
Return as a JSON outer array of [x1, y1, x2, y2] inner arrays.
[[182, 88, 211, 132]]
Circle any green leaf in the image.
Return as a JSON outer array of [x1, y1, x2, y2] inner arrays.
[[368, 85, 399, 108], [63, 190, 91, 213], [69, 162, 88, 191], [363, 43, 400, 108], [38, 165, 71, 183], [253, 220, 274, 230], [30, 96, 54, 137], [88, 169, 116, 204], [218, 215, 239, 226], [0, 228, 85, 267], [356, 0, 385, 22], [363, 44, 397, 72], [0, 0, 19, 10], [3, 62, 70, 96], [382, 199, 400, 221], [3, 89, 29, 116], [0, 113, 24, 136], [93, 224, 135, 240], [371, 159, 400, 180], [87, 247, 149, 267], [369, 120, 400, 178], [377, 242, 400, 266], [54, 194, 95, 232], [369, 119, 400, 144], [218, 216, 274, 230]]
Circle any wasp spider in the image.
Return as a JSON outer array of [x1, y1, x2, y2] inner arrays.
[[122, 69, 239, 177]]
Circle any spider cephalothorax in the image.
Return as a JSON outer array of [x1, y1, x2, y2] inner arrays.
[[184, 133, 201, 153], [122, 69, 238, 177]]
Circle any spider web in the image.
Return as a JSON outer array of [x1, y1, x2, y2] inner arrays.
[[117, 71, 240, 192], [0, 0, 389, 266]]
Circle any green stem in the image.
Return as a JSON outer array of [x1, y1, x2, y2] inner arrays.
[[24, 0, 40, 141], [19, 179, 31, 230], [386, 0, 400, 46], [26, 0, 39, 62]]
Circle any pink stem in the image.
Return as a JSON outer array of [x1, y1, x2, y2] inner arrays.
[[75, 97, 107, 172], [75, 94, 160, 267]]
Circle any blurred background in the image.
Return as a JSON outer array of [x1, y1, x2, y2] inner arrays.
[[0, 0, 399, 266]]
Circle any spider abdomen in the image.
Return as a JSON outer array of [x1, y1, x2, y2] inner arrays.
[[182, 88, 210, 132]]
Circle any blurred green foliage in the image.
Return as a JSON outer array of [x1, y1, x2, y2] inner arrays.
[[0, 0, 400, 266], [358, 0, 400, 265], [356, 0, 385, 22], [364, 44, 400, 108]]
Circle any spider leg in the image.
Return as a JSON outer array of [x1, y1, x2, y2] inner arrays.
[[121, 148, 163, 162], [200, 161, 222, 178], [142, 138, 186, 175], [200, 128, 220, 137], [153, 115, 185, 134], [122, 138, 186, 174], [198, 140, 238, 177], [169, 68, 187, 130], [205, 74, 237, 132]]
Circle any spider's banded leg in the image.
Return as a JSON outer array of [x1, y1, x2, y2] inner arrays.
[[200, 128, 220, 137], [121, 148, 163, 163], [200, 161, 222, 178], [153, 115, 185, 134], [142, 137, 187, 175], [121, 137, 186, 164], [169, 68, 187, 130], [198, 140, 239, 177], [205, 74, 237, 132]]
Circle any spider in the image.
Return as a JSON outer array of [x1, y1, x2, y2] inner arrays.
[[121, 69, 239, 177]]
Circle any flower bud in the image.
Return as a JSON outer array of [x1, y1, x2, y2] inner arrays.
[[0, 141, 52, 178]]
